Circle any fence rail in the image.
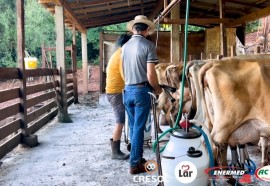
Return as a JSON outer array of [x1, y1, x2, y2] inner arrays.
[[0, 67, 76, 160]]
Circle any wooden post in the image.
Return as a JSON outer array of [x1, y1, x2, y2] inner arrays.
[[217, 55, 223, 60], [255, 45, 261, 54], [219, 0, 227, 57], [81, 31, 88, 95], [180, 24, 184, 62], [170, 3, 180, 63], [230, 46, 236, 57], [17, 0, 38, 146], [72, 26, 79, 104], [55, 5, 72, 123], [201, 52, 204, 60], [99, 32, 104, 93]]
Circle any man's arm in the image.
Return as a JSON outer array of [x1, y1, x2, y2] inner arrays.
[[147, 63, 162, 95]]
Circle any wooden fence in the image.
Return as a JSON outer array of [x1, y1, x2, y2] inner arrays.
[[0, 67, 76, 159]]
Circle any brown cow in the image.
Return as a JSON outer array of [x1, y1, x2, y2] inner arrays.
[[155, 63, 183, 132], [197, 56, 270, 166], [184, 57, 270, 166]]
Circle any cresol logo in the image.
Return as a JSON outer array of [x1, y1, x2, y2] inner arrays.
[[255, 165, 270, 182]]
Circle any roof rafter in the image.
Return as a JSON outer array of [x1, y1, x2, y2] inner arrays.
[[76, 2, 155, 19], [229, 4, 270, 26], [73, 0, 154, 14], [69, 0, 123, 8]]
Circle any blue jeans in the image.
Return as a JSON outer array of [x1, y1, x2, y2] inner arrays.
[[123, 85, 151, 168]]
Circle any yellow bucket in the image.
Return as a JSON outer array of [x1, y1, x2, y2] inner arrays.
[[24, 57, 38, 69]]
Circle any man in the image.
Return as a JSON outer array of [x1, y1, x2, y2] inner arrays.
[[122, 15, 162, 174], [106, 34, 131, 160]]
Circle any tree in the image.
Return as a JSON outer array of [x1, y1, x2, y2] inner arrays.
[[0, 0, 16, 67]]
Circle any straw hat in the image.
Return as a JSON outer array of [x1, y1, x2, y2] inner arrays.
[[126, 15, 156, 35]]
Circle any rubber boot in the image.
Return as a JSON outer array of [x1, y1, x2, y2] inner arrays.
[[110, 139, 129, 160]]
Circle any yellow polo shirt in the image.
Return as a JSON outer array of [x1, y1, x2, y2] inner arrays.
[[105, 48, 125, 94]]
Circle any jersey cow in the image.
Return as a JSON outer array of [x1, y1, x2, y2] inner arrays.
[[197, 56, 270, 166]]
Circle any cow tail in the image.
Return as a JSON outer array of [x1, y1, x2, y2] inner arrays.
[[198, 62, 214, 126]]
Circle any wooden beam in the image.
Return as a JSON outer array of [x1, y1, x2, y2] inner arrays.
[[170, 3, 180, 63], [74, 0, 153, 14], [69, 0, 122, 8], [27, 100, 57, 124], [255, 0, 268, 5], [141, 0, 144, 15], [99, 32, 104, 93], [229, 5, 270, 27], [162, 18, 231, 25], [192, 1, 246, 16], [72, 26, 78, 104], [55, 5, 71, 122], [26, 82, 55, 95], [0, 119, 20, 141], [0, 68, 20, 80], [55, 0, 86, 33], [25, 69, 58, 77], [17, 0, 28, 136], [81, 32, 88, 95], [0, 103, 20, 121], [0, 88, 20, 103], [220, 0, 227, 57], [149, 0, 163, 20], [27, 91, 56, 109], [85, 18, 131, 28], [225, 0, 262, 8], [82, 12, 139, 23], [0, 133, 21, 159], [27, 108, 58, 134], [84, 14, 136, 28], [77, 3, 155, 19]]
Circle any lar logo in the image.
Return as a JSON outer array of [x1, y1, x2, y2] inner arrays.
[[255, 165, 270, 182], [175, 161, 197, 184], [145, 160, 158, 174]]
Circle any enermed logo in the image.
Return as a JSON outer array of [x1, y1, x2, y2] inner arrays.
[[255, 165, 270, 182], [175, 161, 197, 184]]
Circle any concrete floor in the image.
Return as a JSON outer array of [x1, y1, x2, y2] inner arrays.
[[0, 96, 269, 186]]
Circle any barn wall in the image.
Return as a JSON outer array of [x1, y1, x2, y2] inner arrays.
[[99, 31, 205, 93], [205, 27, 236, 59]]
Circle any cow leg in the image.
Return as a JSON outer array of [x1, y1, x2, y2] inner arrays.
[[213, 144, 228, 166], [259, 136, 269, 166], [155, 108, 163, 133]]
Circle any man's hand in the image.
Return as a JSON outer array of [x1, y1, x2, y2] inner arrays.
[[147, 63, 162, 95], [154, 86, 162, 95]]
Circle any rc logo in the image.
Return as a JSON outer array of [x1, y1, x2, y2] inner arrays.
[[175, 161, 197, 184], [255, 165, 270, 182]]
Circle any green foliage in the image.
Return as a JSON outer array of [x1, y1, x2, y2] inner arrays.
[[246, 20, 260, 33], [188, 25, 205, 32], [0, 0, 16, 67]]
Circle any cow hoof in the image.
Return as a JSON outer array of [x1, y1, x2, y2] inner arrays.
[[261, 162, 269, 166]]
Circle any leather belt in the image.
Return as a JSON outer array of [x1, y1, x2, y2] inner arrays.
[[127, 82, 150, 87]]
